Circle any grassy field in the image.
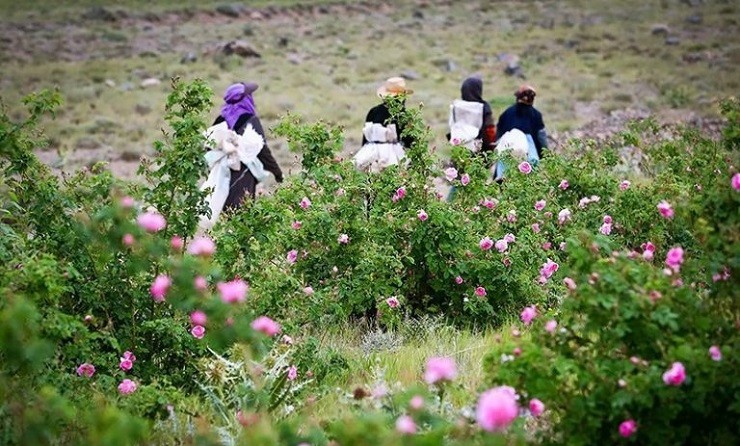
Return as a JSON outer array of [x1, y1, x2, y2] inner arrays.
[[1, 0, 738, 178]]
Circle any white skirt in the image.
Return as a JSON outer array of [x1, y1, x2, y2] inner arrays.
[[353, 142, 406, 173]]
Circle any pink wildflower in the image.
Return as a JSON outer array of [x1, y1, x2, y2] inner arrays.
[[286, 249, 298, 264], [409, 395, 424, 410], [529, 398, 545, 417], [475, 286, 487, 297], [150, 275, 171, 302], [303, 286, 314, 295], [122, 351, 136, 362], [619, 419, 637, 438], [190, 310, 207, 326], [194, 276, 208, 291], [480, 237, 494, 251], [251, 316, 281, 336], [504, 233, 516, 243], [662, 362, 686, 386], [481, 198, 498, 210], [557, 208, 572, 225], [520, 306, 537, 325], [563, 277, 576, 291], [120, 196, 135, 208], [423, 357, 457, 384], [337, 233, 349, 244], [545, 320, 557, 333], [122, 233, 135, 246], [191, 325, 205, 339], [187, 236, 216, 257], [559, 180, 569, 190], [287, 365, 298, 381], [665, 247, 684, 272], [642, 242, 656, 261], [709, 346, 722, 361], [299, 197, 311, 209], [507, 210, 517, 223], [217, 279, 248, 304], [417, 209, 428, 221], [518, 161, 532, 174], [534, 200, 546, 211], [395, 415, 417, 435], [732, 173, 740, 191], [540, 259, 559, 279], [444, 167, 458, 182], [619, 180, 631, 191], [291, 220, 302, 230], [386, 296, 400, 308], [120, 357, 133, 371], [136, 211, 166, 233], [657, 200, 674, 219], [600, 222, 612, 235], [76, 363, 96, 378], [531, 223, 541, 233], [461, 173, 470, 186], [170, 235, 184, 251], [495, 239, 508, 253], [118, 379, 137, 395], [455, 276, 464, 284], [476, 386, 519, 432], [396, 186, 407, 199]]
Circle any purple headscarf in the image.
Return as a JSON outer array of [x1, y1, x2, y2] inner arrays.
[[220, 82, 258, 129]]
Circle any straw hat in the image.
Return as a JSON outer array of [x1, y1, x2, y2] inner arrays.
[[377, 77, 414, 97]]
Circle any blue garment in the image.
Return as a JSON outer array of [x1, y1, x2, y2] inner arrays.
[[496, 103, 546, 158], [493, 134, 539, 181]]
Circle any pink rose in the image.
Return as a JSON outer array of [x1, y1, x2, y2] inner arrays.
[[460, 173, 470, 186], [76, 362, 96, 378], [518, 162, 532, 174], [557, 208, 572, 225], [337, 233, 349, 244], [423, 357, 457, 384], [619, 180, 631, 191], [662, 362, 686, 386], [396, 186, 407, 199], [507, 210, 517, 223], [665, 246, 684, 272], [190, 310, 207, 326], [545, 320, 557, 333], [251, 316, 281, 336], [194, 276, 208, 291], [619, 419, 637, 438], [563, 277, 576, 291], [531, 223, 541, 234], [120, 196, 135, 208], [136, 211, 166, 233], [299, 197, 311, 209], [599, 222, 612, 235], [287, 365, 298, 381], [732, 173, 740, 191], [444, 167, 458, 182], [495, 239, 509, 253], [170, 235, 184, 251], [475, 286, 487, 297], [335, 188, 346, 197], [657, 200, 674, 219], [217, 279, 248, 304], [395, 415, 417, 435], [417, 209, 428, 221], [541, 242, 552, 251], [386, 296, 400, 308], [520, 305, 537, 325], [187, 236, 216, 257], [455, 276, 464, 284], [603, 215, 613, 224], [529, 398, 545, 417], [303, 286, 314, 295], [191, 325, 205, 339], [122, 233, 135, 247], [481, 198, 498, 210], [480, 236, 494, 251], [118, 379, 137, 395], [476, 386, 519, 432], [540, 259, 559, 279], [534, 200, 546, 211], [122, 351, 136, 362], [409, 395, 424, 410], [709, 345, 722, 361], [559, 180, 569, 190], [150, 275, 171, 302], [292, 220, 302, 230], [286, 249, 298, 264], [119, 358, 133, 371], [504, 233, 516, 243]]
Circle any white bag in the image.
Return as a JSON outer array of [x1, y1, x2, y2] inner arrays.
[[495, 129, 529, 159], [353, 122, 406, 173], [449, 100, 483, 152]]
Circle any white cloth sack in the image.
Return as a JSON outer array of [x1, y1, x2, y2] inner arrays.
[[353, 122, 406, 173], [496, 129, 529, 159], [449, 100, 483, 152], [199, 121, 265, 230]]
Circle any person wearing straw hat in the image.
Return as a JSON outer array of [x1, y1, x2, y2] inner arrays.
[[353, 77, 416, 173]]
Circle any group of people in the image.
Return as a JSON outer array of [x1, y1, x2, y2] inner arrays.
[[200, 76, 548, 226]]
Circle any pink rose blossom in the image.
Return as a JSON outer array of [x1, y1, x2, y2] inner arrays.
[[662, 362, 686, 386], [619, 180, 631, 191], [417, 209, 428, 221], [122, 233, 135, 246], [217, 279, 248, 303], [540, 259, 559, 279], [603, 215, 613, 224], [120, 196, 135, 208], [286, 249, 298, 264], [170, 236, 184, 251], [190, 310, 207, 326], [460, 173, 471, 186], [642, 242, 656, 260], [665, 247, 684, 272], [480, 237, 494, 251], [299, 197, 311, 209], [444, 167, 458, 182], [520, 306, 537, 325], [136, 211, 166, 233], [506, 210, 517, 223], [495, 239, 509, 253], [732, 173, 740, 191], [291, 220, 302, 230], [541, 242, 552, 251], [424, 357, 457, 384], [545, 320, 557, 333], [386, 296, 400, 308], [251, 316, 281, 336], [503, 257, 512, 267], [476, 386, 519, 432], [513, 347, 522, 356], [557, 208, 572, 225], [529, 398, 545, 417], [559, 180, 569, 190], [534, 200, 546, 211], [709, 345, 722, 361], [455, 276, 464, 284], [76, 363, 96, 378], [118, 379, 137, 395], [409, 395, 424, 410], [119, 358, 133, 371], [504, 233, 516, 243], [303, 286, 314, 295], [599, 222, 612, 235], [396, 186, 407, 199], [335, 188, 346, 197], [337, 233, 349, 244], [395, 415, 417, 435], [563, 277, 577, 291], [657, 200, 674, 219], [150, 275, 171, 302], [619, 419, 637, 438], [481, 198, 498, 210], [475, 286, 487, 297], [531, 223, 541, 234], [122, 351, 136, 362], [187, 236, 216, 257], [194, 276, 208, 291], [518, 162, 532, 174], [578, 197, 590, 208], [282, 335, 294, 345], [287, 365, 298, 381], [191, 325, 205, 339]]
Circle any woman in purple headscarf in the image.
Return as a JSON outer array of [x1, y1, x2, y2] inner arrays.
[[212, 82, 283, 210]]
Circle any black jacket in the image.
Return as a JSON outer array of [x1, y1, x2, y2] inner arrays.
[[496, 103, 547, 158]]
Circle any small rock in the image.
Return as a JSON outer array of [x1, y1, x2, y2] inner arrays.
[[223, 40, 261, 58], [82, 6, 117, 22], [104, 79, 116, 88], [651, 24, 670, 36], [135, 104, 152, 115], [682, 52, 702, 63], [400, 70, 421, 80], [249, 11, 264, 20], [140, 78, 161, 88], [216, 5, 242, 18], [412, 10, 424, 19], [686, 14, 702, 25], [278, 37, 289, 48], [180, 52, 197, 64], [286, 53, 302, 65], [665, 36, 681, 46]]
